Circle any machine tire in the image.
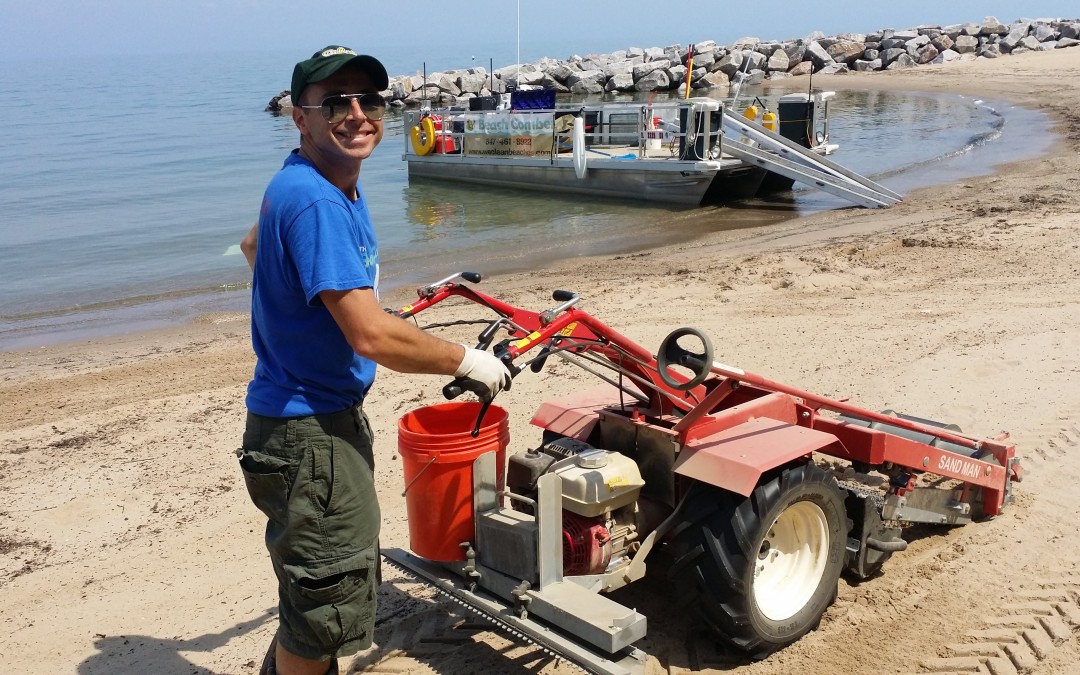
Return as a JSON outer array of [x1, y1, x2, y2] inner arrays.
[[666, 463, 847, 658]]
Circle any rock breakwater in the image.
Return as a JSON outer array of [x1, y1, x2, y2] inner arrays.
[[266, 16, 1079, 112]]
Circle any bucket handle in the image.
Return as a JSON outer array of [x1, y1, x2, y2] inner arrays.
[[401, 456, 438, 497]]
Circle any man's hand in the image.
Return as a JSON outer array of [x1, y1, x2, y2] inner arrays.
[[241, 223, 258, 271], [454, 347, 512, 398]]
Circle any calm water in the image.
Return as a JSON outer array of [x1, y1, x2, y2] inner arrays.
[[0, 51, 1055, 350]]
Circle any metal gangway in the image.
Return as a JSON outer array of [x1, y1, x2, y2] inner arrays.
[[721, 109, 902, 208]]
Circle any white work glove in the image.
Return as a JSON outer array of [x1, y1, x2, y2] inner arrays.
[[454, 347, 512, 399]]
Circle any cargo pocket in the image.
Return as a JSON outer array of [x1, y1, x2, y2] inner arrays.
[[239, 448, 292, 524], [282, 547, 378, 653]]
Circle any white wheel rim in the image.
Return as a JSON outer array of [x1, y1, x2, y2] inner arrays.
[[753, 501, 830, 622]]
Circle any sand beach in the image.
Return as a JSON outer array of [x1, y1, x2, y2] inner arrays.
[[2, 46, 1080, 674]]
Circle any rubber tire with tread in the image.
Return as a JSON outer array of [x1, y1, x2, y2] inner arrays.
[[666, 462, 848, 658]]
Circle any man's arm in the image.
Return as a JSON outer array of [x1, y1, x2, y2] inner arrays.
[[240, 223, 258, 271], [320, 287, 466, 374], [322, 287, 511, 397]]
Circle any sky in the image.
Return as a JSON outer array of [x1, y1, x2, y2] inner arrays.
[[2, 1, 1077, 70]]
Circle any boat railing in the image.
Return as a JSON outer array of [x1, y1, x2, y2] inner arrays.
[[402, 98, 725, 163]]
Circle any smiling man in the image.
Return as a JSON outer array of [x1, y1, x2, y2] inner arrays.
[[237, 47, 510, 675]]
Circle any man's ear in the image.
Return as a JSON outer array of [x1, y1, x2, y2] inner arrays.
[[292, 105, 306, 133]]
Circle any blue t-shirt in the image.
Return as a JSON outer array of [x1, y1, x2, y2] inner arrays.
[[246, 151, 380, 417]]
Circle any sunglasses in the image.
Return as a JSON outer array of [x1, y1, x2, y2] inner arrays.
[[300, 93, 386, 124]]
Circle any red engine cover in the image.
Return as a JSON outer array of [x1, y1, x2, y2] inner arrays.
[[562, 512, 612, 575]]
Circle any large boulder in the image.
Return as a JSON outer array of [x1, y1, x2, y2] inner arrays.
[[885, 53, 917, 70], [783, 42, 807, 64], [457, 73, 486, 95], [691, 49, 716, 69], [914, 44, 940, 64], [932, 34, 955, 52], [696, 71, 730, 89], [633, 59, 669, 80], [979, 16, 1008, 36], [606, 72, 636, 92], [1000, 29, 1027, 51], [880, 47, 908, 66], [788, 61, 814, 76], [1018, 36, 1042, 51], [266, 90, 292, 112], [715, 52, 745, 77], [804, 41, 836, 70], [388, 79, 411, 101], [538, 75, 570, 93], [635, 69, 672, 91], [766, 49, 790, 72], [904, 34, 931, 56], [954, 35, 979, 53], [931, 49, 962, 64], [826, 39, 866, 63], [1033, 24, 1059, 42], [603, 61, 634, 80], [548, 63, 575, 83], [566, 69, 605, 90], [1060, 23, 1080, 40]]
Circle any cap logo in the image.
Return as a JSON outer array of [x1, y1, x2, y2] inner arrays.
[[320, 47, 357, 58]]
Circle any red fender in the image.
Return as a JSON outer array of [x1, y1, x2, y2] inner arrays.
[[672, 417, 842, 497]]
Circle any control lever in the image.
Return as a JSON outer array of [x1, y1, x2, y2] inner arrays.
[[419, 271, 483, 297], [475, 318, 504, 351], [530, 344, 552, 373], [540, 290, 580, 325]]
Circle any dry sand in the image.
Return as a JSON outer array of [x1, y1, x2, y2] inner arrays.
[[3, 47, 1080, 675]]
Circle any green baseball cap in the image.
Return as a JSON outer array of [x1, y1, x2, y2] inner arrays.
[[290, 46, 389, 105]]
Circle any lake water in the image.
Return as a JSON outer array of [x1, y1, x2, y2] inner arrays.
[[0, 51, 1056, 351]]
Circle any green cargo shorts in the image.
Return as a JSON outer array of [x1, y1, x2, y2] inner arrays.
[[239, 406, 381, 660]]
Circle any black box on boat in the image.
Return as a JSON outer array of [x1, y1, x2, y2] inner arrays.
[[777, 95, 815, 148], [469, 95, 499, 111]]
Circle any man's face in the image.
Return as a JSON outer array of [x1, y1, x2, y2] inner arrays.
[[293, 66, 384, 164]]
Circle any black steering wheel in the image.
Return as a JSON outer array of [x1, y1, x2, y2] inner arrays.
[[656, 327, 714, 391]]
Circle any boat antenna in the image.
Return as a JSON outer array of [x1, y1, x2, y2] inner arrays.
[[730, 50, 752, 108], [423, 61, 427, 105], [516, 0, 521, 83]]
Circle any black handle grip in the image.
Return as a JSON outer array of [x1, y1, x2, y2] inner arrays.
[[476, 321, 502, 350], [443, 376, 495, 402], [460, 272, 482, 284], [680, 354, 707, 370], [442, 378, 466, 400], [530, 345, 552, 373], [552, 289, 575, 302]]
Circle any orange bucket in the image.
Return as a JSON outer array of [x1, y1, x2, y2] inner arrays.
[[398, 402, 509, 561]]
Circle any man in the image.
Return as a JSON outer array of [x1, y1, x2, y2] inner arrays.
[[238, 46, 510, 675]]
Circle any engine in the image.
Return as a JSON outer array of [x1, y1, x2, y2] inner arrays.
[[506, 438, 645, 576]]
